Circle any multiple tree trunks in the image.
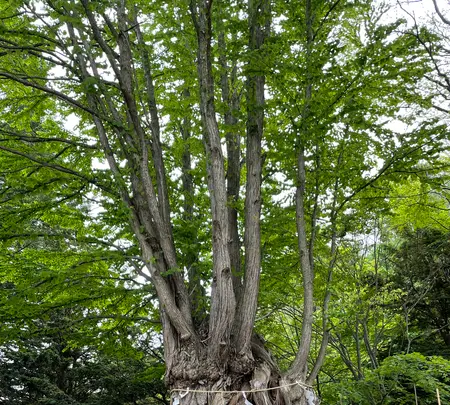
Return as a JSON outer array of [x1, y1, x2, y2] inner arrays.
[[164, 0, 323, 398], [0, 0, 322, 403]]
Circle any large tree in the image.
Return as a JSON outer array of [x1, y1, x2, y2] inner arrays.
[[0, 0, 444, 404]]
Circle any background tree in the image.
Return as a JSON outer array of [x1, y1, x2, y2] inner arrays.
[[0, 308, 168, 405]]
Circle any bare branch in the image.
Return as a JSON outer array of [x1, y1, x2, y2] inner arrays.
[[432, 0, 450, 26]]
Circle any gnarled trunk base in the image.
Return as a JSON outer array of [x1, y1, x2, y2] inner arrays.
[[168, 339, 319, 405]]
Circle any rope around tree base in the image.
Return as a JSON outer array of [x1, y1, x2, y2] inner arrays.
[[171, 380, 313, 395]]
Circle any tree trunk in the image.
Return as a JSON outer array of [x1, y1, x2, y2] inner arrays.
[[168, 336, 319, 405]]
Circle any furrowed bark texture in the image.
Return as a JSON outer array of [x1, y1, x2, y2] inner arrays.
[[218, 29, 243, 304], [233, 0, 269, 356], [190, 0, 236, 362], [180, 88, 205, 324]]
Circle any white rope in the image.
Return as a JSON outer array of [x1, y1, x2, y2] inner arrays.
[[171, 380, 313, 395]]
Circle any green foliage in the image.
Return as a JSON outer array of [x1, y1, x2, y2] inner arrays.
[[385, 228, 450, 356], [323, 353, 450, 405]]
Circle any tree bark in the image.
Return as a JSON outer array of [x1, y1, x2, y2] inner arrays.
[[190, 0, 236, 363], [218, 29, 243, 305], [233, 0, 269, 356]]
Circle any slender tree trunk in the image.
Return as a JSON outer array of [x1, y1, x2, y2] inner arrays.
[[190, 0, 236, 366], [218, 29, 243, 305], [232, 0, 268, 356], [286, 0, 315, 385]]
